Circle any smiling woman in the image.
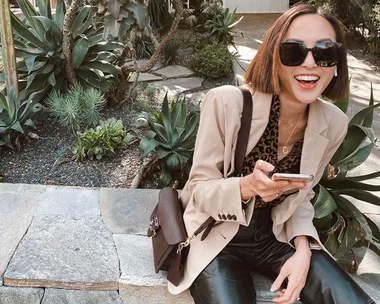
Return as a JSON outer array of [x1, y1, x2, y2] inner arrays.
[[166, 3, 376, 304]]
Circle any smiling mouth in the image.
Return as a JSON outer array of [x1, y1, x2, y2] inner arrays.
[[295, 75, 320, 86]]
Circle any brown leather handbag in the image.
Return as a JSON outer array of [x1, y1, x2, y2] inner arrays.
[[147, 87, 253, 286]]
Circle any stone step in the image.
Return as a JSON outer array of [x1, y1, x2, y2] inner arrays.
[[1, 185, 379, 303]]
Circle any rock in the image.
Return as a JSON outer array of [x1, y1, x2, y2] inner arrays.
[[0, 286, 44, 304], [155, 65, 195, 79], [99, 188, 160, 235], [33, 186, 100, 216], [41, 289, 124, 304], [4, 216, 119, 290], [128, 73, 163, 82], [148, 77, 204, 98], [119, 285, 194, 304], [113, 234, 167, 286], [0, 215, 33, 286]]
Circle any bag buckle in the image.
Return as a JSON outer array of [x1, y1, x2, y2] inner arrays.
[[149, 215, 159, 237], [177, 234, 195, 254]]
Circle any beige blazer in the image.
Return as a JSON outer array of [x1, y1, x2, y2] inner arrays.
[[168, 85, 348, 294]]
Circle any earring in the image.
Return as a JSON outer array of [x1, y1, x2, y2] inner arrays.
[[334, 66, 338, 77]]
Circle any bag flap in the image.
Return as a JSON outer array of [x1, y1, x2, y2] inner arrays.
[[157, 187, 187, 245]]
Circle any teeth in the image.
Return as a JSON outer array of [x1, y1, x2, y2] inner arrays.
[[295, 75, 320, 81]]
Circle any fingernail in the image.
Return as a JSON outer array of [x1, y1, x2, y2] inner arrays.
[[270, 285, 277, 292]]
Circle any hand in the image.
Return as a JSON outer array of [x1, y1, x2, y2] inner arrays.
[[239, 160, 307, 202], [270, 245, 311, 304]]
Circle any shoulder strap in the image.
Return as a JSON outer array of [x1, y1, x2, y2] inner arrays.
[[235, 87, 253, 175]]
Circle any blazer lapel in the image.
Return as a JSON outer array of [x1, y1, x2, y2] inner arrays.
[[275, 99, 330, 223]]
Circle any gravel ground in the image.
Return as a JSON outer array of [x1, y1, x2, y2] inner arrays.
[[0, 74, 235, 188]]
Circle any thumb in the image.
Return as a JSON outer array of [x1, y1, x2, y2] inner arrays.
[[255, 160, 275, 174], [270, 271, 287, 292]]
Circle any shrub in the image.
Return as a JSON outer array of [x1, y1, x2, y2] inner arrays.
[[162, 39, 180, 66], [191, 43, 234, 79], [0, 87, 41, 149], [3, 0, 122, 103], [72, 118, 127, 160], [46, 85, 106, 133], [126, 93, 200, 187]]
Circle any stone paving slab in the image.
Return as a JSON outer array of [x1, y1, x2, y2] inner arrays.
[[33, 186, 100, 216], [41, 289, 123, 304], [155, 65, 195, 79], [185, 90, 208, 104], [0, 214, 33, 286], [128, 72, 163, 82], [119, 285, 194, 304], [0, 286, 44, 304], [148, 77, 204, 98], [99, 188, 160, 235], [352, 250, 380, 303], [0, 183, 46, 215], [4, 216, 119, 290], [113, 234, 167, 286]]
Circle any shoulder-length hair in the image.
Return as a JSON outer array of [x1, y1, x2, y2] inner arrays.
[[245, 3, 349, 101]]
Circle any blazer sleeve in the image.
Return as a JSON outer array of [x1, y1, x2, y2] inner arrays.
[[285, 115, 348, 247], [185, 88, 253, 226]]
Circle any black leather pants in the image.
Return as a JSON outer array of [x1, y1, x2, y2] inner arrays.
[[190, 207, 375, 304]]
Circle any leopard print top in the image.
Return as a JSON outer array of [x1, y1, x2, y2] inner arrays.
[[241, 95, 304, 208]]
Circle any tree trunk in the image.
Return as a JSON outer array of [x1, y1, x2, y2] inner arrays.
[[129, 155, 157, 188], [0, 0, 18, 96], [62, 0, 80, 86]]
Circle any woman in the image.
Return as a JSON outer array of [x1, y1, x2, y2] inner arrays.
[[168, 4, 375, 304]]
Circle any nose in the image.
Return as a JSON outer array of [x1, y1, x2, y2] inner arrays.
[[302, 50, 317, 68]]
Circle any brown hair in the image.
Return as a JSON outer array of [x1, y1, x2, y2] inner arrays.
[[244, 3, 349, 101]]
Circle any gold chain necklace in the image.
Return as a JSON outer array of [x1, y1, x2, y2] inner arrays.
[[281, 108, 306, 155]]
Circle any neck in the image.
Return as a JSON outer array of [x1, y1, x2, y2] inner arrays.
[[278, 94, 308, 122]]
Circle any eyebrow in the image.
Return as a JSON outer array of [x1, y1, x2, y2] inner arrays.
[[284, 38, 334, 43]]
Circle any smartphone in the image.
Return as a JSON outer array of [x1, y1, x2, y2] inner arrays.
[[271, 173, 314, 183]]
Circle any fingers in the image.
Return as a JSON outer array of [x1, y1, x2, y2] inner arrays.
[[272, 288, 302, 303], [254, 159, 275, 174]]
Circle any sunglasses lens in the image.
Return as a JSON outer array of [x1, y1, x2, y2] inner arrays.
[[313, 41, 341, 67], [280, 42, 307, 66]]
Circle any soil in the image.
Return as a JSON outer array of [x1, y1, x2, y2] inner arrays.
[[0, 73, 234, 188]]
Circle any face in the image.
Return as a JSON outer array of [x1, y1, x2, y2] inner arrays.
[[278, 14, 337, 105]]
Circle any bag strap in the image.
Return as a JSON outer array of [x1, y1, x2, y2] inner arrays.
[[178, 87, 253, 251]]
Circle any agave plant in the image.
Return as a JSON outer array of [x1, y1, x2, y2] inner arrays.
[[204, 7, 243, 47], [312, 84, 380, 272], [1, 0, 122, 103], [95, 0, 152, 42], [0, 87, 41, 149], [127, 93, 200, 187]]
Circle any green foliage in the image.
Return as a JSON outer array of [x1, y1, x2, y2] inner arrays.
[[95, 0, 153, 41], [46, 85, 106, 133], [204, 7, 243, 47], [126, 93, 200, 187], [162, 39, 180, 66], [191, 43, 234, 79], [136, 35, 155, 59], [312, 84, 380, 272], [72, 118, 127, 160], [3, 0, 122, 103], [148, 0, 172, 33], [0, 87, 41, 149]]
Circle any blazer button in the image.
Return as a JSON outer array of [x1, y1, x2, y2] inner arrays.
[[222, 214, 227, 220], [232, 215, 237, 221], [218, 214, 222, 220], [227, 214, 232, 220]]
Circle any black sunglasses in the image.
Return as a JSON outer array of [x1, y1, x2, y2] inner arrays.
[[279, 41, 342, 67]]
